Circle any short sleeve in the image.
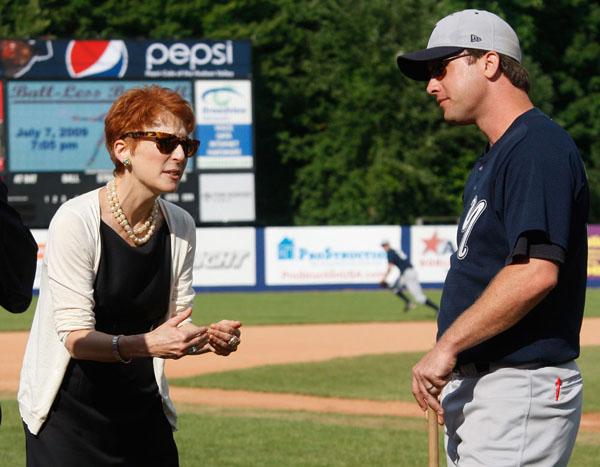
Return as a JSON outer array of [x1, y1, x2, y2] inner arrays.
[[502, 144, 574, 254], [507, 231, 565, 265]]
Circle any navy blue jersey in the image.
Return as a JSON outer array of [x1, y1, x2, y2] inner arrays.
[[387, 248, 412, 273], [439, 108, 589, 366]]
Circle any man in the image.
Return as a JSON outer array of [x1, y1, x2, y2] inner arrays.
[[0, 178, 37, 425], [397, 9, 588, 466], [380, 240, 439, 312]]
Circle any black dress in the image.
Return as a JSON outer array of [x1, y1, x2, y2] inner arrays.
[[25, 220, 178, 467]]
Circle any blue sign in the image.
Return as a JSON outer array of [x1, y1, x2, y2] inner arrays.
[[7, 80, 192, 172]]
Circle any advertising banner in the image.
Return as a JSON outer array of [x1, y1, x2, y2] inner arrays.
[[0, 39, 251, 79], [7, 80, 192, 172], [410, 225, 457, 283], [265, 226, 400, 286], [199, 173, 255, 222], [193, 227, 256, 287], [194, 80, 253, 169], [30, 229, 48, 290], [588, 225, 600, 281]]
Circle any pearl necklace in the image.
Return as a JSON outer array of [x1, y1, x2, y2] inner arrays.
[[106, 179, 159, 245]]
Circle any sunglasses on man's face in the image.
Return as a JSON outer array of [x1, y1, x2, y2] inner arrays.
[[427, 53, 472, 80], [120, 131, 200, 158]]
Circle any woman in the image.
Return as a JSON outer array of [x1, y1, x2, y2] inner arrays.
[[18, 85, 241, 466]]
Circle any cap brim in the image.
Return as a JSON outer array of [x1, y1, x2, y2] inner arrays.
[[396, 46, 463, 81]]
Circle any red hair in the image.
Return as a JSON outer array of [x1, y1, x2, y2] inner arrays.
[[104, 85, 196, 173]]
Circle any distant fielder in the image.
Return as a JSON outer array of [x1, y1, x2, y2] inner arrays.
[[379, 240, 439, 313]]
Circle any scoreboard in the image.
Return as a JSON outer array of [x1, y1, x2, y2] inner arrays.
[[0, 39, 255, 227]]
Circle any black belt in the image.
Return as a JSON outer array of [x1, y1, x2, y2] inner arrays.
[[454, 362, 492, 377], [455, 361, 543, 377]]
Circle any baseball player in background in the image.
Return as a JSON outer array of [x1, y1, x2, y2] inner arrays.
[[397, 9, 588, 466], [379, 240, 439, 313]]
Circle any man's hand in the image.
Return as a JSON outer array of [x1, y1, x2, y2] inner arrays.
[[379, 280, 388, 289], [411, 343, 456, 425]]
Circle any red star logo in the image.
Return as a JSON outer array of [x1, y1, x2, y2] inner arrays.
[[422, 231, 442, 253]]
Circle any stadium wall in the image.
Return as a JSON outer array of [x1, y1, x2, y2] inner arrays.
[[30, 224, 600, 292]]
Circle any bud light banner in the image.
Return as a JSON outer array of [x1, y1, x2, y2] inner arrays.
[[7, 80, 192, 172], [410, 225, 457, 283], [264, 226, 401, 286], [0, 39, 251, 79], [588, 225, 600, 284]]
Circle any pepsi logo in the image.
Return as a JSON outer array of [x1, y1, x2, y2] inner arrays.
[[66, 40, 128, 78]]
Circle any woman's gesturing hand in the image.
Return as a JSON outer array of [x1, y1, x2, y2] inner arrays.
[[146, 308, 209, 359], [208, 320, 242, 356]]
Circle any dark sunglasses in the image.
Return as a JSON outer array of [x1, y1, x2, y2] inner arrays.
[[120, 131, 200, 158], [427, 53, 472, 79]]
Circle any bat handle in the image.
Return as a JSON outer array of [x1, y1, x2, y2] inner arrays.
[[428, 406, 440, 467]]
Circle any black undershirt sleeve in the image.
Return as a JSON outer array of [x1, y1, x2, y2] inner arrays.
[[506, 230, 565, 265]]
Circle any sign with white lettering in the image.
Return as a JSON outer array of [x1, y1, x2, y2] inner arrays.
[[194, 80, 253, 169], [264, 226, 400, 285], [193, 227, 256, 286]]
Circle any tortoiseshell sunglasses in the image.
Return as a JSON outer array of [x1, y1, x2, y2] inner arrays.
[[120, 131, 200, 158]]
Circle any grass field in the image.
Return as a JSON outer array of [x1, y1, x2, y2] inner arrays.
[[2, 289, 600, 465], [172, 346, 600, 412], [2, 287, 600, 331], [1, 399, 598, 467]]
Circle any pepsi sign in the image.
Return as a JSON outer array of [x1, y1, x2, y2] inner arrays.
[[0, 39, 251, 79], [146, 41, 233, 73], [65, 40, 128, 78]]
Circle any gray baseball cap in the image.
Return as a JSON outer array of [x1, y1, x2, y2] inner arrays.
[[397, 9, 522, 81]]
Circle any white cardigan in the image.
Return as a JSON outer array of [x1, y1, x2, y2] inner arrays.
[[18, 189, 196, 435]]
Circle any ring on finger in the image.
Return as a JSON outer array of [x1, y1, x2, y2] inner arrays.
[[228, 335, 241, 348], [187, 346, 198, 355]]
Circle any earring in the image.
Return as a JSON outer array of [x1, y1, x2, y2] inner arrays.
[[123, 158, 131, 168]]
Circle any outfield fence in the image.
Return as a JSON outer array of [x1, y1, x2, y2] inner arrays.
[[30, 224, 600, 292]]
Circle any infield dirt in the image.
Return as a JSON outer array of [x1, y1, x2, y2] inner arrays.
[[2, 319, 600, 431]]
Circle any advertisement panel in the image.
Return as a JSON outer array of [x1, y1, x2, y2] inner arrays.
[[199, 173, 255, 222], [410, 225, 457, 283], [588, 225, 600, 281], [30, 229, 48, 290], [193, 227, 256, 287], [194, 80, 253, 169], [265, 226, 400, 286], [0, 39, 251, 79], [7, 80, 192, 172]]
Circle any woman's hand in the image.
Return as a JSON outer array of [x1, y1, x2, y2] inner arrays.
[[145, 308, 209, 359], [208, 320, 242, 356]]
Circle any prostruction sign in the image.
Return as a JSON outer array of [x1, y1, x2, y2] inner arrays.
[[264, 226, 400, 286]]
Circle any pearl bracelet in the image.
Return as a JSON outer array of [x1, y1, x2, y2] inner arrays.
[[111, 335, 132, 364]]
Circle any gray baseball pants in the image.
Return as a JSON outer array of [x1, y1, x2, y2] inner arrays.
[[391, 268, 427, 304], [441, 360, 582, 466]]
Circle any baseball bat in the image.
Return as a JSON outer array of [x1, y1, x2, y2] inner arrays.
[[428, 407, 439, 467]]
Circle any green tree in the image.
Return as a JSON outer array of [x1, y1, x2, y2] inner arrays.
[[1, 0, 597, 224]]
